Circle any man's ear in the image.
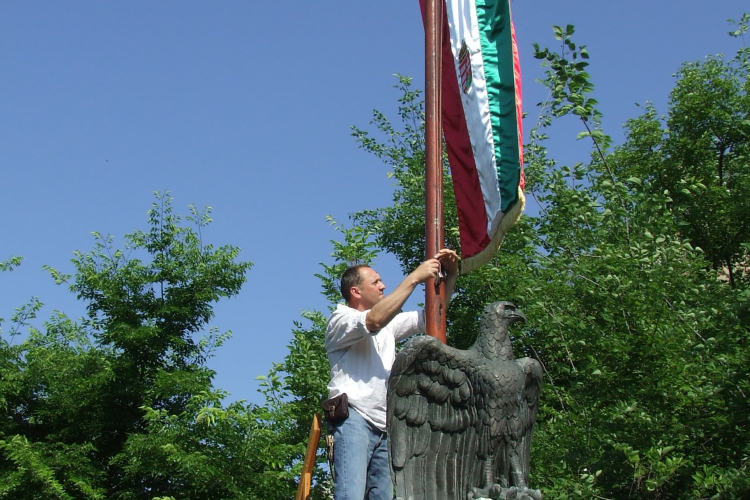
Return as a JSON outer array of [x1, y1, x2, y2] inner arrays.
[[349, 286, 361, 300]]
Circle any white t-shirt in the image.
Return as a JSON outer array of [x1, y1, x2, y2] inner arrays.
[[325, 304, 424, 431]]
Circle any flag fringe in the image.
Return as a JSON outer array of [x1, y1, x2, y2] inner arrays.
[[460, 187, 525, 274]]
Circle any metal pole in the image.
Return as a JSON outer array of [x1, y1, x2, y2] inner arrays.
[[424, 0, 446, 343]]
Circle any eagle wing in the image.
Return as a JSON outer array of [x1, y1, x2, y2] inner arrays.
[[512, 356, 543, 486], [387, 335, 483, 500]]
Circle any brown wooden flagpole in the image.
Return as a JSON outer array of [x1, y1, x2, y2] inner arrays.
[[424, 0, 446, 344]]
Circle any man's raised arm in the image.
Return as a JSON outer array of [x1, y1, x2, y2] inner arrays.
[[365, 249, 459, 332]]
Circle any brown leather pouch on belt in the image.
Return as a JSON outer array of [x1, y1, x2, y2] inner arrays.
[[321, 393, 349, 423]]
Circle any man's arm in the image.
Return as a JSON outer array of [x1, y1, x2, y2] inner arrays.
[[365, 249, 460, 332], [365, 258, 441, 332]]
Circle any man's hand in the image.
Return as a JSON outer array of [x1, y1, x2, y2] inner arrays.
[[409, 249, 459, 284], [409, 258, 442, 284], [434, 248, 459, 308], [434, 248, 459, 276]]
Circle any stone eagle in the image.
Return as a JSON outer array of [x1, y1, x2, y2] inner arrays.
[[387, 301, 543, 500]]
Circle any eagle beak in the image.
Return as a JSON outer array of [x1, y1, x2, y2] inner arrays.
[[494, 301, 527, 324], [510, 309, 527, 324]]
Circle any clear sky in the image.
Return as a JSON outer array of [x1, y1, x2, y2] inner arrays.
[[1, 1, 746, 405]]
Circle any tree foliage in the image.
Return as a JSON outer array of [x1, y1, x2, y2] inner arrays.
[[0, 198, 372, 500], [0, 193, 258, 499], [345, 21, 749, 500], [610, 34, 750, 286]]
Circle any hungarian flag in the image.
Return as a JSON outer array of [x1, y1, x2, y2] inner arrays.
[[421, 0, 525, 273]]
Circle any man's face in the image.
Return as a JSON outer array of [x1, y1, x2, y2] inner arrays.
[[354, 267, 386, 309]]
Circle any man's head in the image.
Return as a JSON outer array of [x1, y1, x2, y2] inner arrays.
[[340, 265, 386, 310]]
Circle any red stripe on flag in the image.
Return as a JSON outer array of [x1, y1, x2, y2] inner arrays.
[[511, 18, 525, 190]]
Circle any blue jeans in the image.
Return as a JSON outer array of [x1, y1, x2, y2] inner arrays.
[[328, 408, 393, 500]]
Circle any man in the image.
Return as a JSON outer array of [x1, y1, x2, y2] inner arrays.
[[325, 249, 459, 500]]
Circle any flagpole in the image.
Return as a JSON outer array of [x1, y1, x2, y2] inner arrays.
[[424, 0, 446, 343]]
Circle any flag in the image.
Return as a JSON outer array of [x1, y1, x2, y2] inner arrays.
[[421, 0, 525, 273]]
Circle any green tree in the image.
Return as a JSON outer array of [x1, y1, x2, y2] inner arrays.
[[0, 193, 253, 499], [609, 33, 750, 287], [343, 22, 749, 500], [0, 196, 377, 500]]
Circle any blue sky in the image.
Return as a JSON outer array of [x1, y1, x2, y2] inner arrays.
[[1, 1, 746, 405]]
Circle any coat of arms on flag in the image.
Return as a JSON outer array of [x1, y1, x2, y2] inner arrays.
[[421, 0, 525, 273], [458, 40, 472, 94]]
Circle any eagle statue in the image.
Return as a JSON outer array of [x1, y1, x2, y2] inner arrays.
[[387, 301, 543, 500]]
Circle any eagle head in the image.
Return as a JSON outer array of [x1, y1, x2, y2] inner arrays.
[[484, 301, 527, 325]]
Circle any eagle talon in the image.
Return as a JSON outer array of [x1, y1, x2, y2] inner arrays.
[[468, 485, 542, 500], [506, 486, 543, 500], [468, 484, 506, 500]]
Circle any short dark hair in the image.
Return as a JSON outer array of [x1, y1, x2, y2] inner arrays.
[[340, 265, 369, 303]]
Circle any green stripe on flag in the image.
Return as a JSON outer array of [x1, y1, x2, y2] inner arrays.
[[475, 0, 520, 212]]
